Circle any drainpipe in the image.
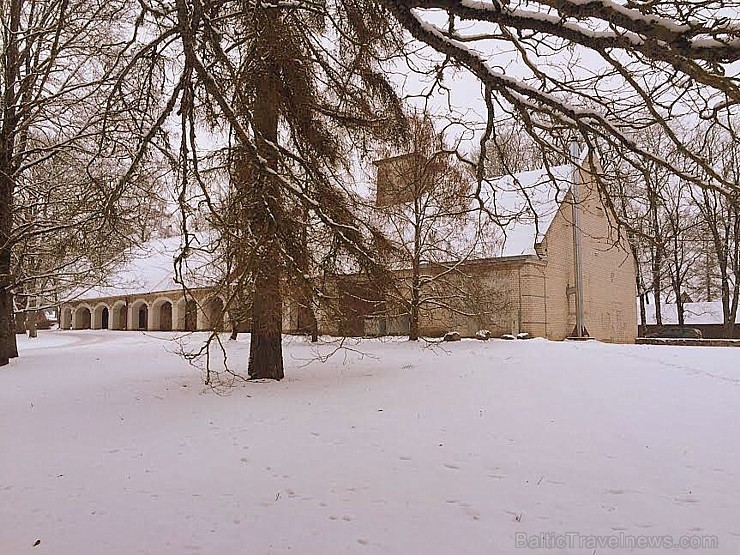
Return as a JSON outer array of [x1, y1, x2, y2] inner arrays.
[[570, 141, 587, 338]]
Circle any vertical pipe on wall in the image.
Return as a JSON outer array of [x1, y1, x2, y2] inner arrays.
[[570, 141, 587, 338]]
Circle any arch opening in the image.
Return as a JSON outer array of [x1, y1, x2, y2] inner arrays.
[[74, 307, 91, 330], [92, 304, 111, 329], [138, 305, 148, 330], [159, 301, 172, 331]]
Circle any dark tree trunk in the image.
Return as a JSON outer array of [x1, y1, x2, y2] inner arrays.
[[246, 22, 284, 380], [651, 260, 662, 327], [228, 309, 239, 341], [248, 260, 284, 379], [0, 225, 17, 363], [677, 298, 685, 327], [719, 263, 732, 339], [307, 303, 318, 343], [632, 243, 646, 331], [408, 210, 421, 341], [647, 182, 663, 327], [0, 0, 20, 366], [721, 278, 739, 339], [409, 288, 420, 341], [0, 288, 14, 365]]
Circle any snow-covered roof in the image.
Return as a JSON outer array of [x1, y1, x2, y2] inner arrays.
[[642, 300, 740, 325], [69, 234, 219, 301], [481, 165, 574, 257], [72, 164, 580, 302], [373, 162, 576, 262]]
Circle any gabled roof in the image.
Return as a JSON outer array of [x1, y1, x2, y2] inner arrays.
[[372, 161, 580, 262], [481, 165, 574, 257]]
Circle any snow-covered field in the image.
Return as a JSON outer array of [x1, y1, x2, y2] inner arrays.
[[1, 331, 738, 554]]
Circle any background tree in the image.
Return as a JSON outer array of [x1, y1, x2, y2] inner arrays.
[[607, 125, 709, 329], [480, 121, 544, 176], [11, 140, 166, 337], [375, 113, 499, 340], [663, 177, 702, 327], [0, 0, 166, 365], [690, 122, 740, 337]]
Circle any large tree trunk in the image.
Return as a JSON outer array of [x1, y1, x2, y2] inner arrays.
[[721, 274, 739, 339], [0, 0, 20, 366], [0, 191, 17, 363], [247, 22, 284, 380], [0, 286, 16, 365], [248, 258, 284, 379], [719, 265, 733, 339]]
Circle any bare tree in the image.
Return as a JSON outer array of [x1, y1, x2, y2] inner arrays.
[[480, 122, 544, 177], [690, 123, 740, 337], [11, 142, 165, 336], [663, 178, 702, 327], [0, 0, 167, 364], [605, 126, 680, 327], [374, 113, 499, 339], [608, 160, 652, 329]]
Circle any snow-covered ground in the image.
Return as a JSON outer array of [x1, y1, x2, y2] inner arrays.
[[1, 332, 738, 554]]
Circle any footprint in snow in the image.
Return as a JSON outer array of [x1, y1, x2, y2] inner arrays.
[[674, 496, 700, 504], [462, 506, 481, 520]]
